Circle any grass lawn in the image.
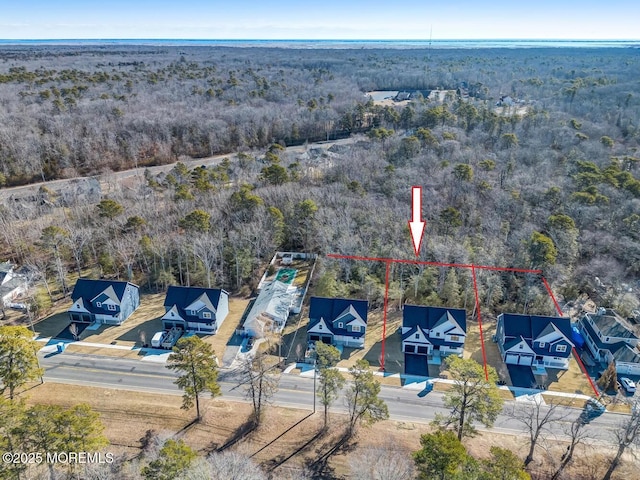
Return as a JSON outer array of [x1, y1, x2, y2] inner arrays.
[[201, 297, 250, 357]]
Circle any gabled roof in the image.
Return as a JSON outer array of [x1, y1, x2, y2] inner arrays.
[[70, 279, 139, 315], [92, 285, 120, 304], [71, 279, 137, 303], [308, 297, 369, 338], [164, 286, 227, 312], [402, 325, 432, 344], [499, 313, 574, 358], [584, 311, 638, 341], [402, 305, 466, 347]]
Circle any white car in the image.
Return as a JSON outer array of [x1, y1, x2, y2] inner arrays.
[[620, 377, 636, 394]]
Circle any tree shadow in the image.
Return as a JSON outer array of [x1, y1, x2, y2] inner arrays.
[[304, 429, 358, 479], [216, 417, 258, 452], [263, 420, 326, 473]]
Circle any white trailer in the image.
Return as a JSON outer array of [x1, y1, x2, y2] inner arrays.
[[151, 331, 166, 348]]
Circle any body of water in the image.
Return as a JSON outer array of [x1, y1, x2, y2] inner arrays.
[[0, 39, 638, 49]]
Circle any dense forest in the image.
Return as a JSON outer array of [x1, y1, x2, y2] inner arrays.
[[0, 45, 639, 318]]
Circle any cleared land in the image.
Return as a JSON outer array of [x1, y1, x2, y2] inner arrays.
[[17, 382, 637, 479]]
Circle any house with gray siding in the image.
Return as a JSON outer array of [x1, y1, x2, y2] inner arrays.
[[162, 286, 229, 334], [68, 279, 140, 325]]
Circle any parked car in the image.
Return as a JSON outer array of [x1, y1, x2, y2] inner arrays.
[[620, 377, 636, 394], [579, 398, 606, 424]]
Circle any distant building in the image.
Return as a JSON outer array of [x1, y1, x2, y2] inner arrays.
[[0, 261, 28, 305], [307, 297, 369, 349], [162, 286, 229, 334], [68, 279, 139, 325]]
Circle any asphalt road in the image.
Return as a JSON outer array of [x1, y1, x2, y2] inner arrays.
[[0, 136, 360, 200], [39, 352, 623, 445]]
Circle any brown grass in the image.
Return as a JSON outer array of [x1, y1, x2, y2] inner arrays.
[[201, 297, 250, 357], [18, 382, 637, 479]]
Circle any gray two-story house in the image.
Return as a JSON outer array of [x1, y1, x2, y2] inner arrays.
[[68, 279, 140, 325]]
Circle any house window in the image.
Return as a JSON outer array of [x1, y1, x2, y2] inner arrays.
[[415, 333, 420, 339], [96, 302, 102, 308], [352, 325, 361, 332], [190, 310, 196, 316], [519, 344, 524, 349], [539, 342, 545, 348], [435, 332, 440, 337], [338, 322, 343, 328], [404, 344, 415, 353], [556, 344, 567, 353], [107, 304, 116, 311], [319, 325, 323, 330], [451, 335, 460, 342], [203, 312, 211, 319], [605, 337, 610, 342]]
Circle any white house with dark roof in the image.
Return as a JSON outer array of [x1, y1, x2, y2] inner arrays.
[[401, 305, 466, 375], [578, 309, 640, 375], [496, 313, 574, 370], [162, 286, 229, 334], [307, 297, 369, 349]]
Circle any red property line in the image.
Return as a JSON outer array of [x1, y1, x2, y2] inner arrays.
[[471, 265, 489, 381], [326, 253, 542, 274], [381, 261, 391, 371], [328, 252, 600, 398], [541, 275, 599, 397]]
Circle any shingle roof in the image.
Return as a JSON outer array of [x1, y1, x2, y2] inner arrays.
[[70, 279, 138, 314], [500, 313, 573, 358], [402, 305, 466, 347], [581, 316, 636, 359], [164, 286, 226, 312], [308, 297, 369, 338], [586, 312, 638, 340]]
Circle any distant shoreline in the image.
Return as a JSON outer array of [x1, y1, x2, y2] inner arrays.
[[0, 39, 638, 49]]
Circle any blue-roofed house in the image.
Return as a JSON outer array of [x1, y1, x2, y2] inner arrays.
[[68, 279, 140, 325], [578, 309, 640, 375], [307, 297, 369, 349], [162, 286, 229, 334], [401, 305, 467, 375], [496, 313, 574, 370]]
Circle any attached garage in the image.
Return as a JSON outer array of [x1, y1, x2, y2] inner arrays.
[[505, 353, 520, 365], [518, 355, 533, 366]]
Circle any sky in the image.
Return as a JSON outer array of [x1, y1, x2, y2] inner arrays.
[[1, 0, 639, 40]]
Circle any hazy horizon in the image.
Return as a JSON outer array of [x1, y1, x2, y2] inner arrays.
[[2, 1, 639, 41]]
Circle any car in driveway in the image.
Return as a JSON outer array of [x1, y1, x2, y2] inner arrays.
[[620, 377, 636, 394]]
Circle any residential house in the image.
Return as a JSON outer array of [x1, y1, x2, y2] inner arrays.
[[0, 261, 28, 305], [162, 286, 229, 334], [306, 297, 368, 349], [401, 305, 466, 376], [68, 279, 140, 325], [578, 309, 640, 375], [496, 313, 574, 370], [243, 280, 293, 337]]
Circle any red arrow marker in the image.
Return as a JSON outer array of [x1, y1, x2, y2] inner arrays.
[[408, 186, 426, 257]]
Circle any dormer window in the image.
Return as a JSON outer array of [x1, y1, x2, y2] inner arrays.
[[96, 302, 102, 308], [203, 312, 211, 319], [539, 342, 545, 348], [352, 325, 361, 332], [190, 310, 196, 316], [556, 344, 567, 353], [338, 322, 343, 328], [107, 304, 116, 311]]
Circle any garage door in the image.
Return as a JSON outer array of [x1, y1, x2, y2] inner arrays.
[[519, 355, 533, 366], [321, 336, 332, 344], [505, 353, 520, 365]]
